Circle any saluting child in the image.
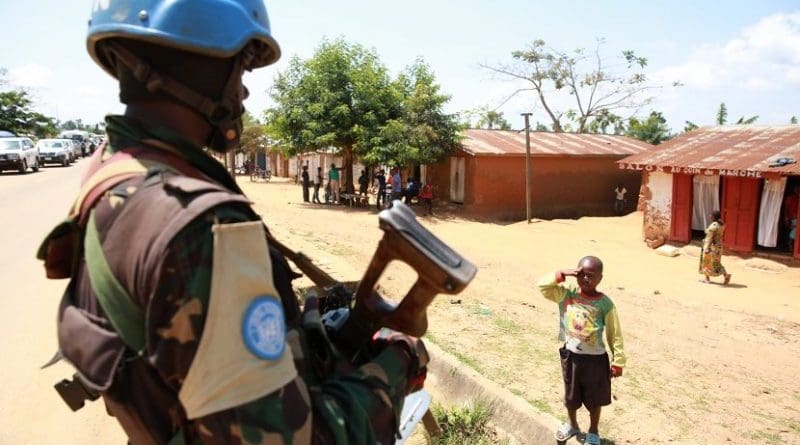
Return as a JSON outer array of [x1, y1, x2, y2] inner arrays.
[[538, 256, 625, 445]]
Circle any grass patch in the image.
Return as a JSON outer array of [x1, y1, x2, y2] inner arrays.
[[749, 430, 782, 444], [430, 401, 509, 445], [492, 316, 522, 334], [451, 350, 483, 373], [525, 397, 553, 416]]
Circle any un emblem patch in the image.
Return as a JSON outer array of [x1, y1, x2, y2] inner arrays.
[[241, 296, 286, 360]]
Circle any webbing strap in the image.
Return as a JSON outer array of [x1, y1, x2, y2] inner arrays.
[[84, 210, 146, 353], [166, 428, 186, 445]]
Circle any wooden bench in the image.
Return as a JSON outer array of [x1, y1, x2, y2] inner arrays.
[[340, 193, 369, 207]]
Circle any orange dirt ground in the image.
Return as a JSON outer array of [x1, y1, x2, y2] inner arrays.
[[240, 177, 800, 445]]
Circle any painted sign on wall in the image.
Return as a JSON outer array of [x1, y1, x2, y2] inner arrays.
[[618, 163, 762, 178]]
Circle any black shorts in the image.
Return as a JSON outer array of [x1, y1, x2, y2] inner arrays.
[[559, 346, 611, 409]]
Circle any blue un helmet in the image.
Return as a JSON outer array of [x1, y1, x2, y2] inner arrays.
[[86, 0, 281, 152], [87, 0, 281, 77]]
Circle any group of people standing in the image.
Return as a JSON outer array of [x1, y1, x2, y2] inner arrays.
[[300, 163, 434, 215], [300, 163, 339, 204]]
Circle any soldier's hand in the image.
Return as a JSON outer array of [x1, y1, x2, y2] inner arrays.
[[370, 328, 429, 393]]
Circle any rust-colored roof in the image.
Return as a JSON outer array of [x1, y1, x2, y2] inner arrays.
[[460, 129, 653, 157], [619, 125, 800, 175]]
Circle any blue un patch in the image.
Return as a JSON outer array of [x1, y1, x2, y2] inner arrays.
[[241, 296, 286, 360]]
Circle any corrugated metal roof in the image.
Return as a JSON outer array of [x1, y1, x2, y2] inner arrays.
[[619, 125, 800, 175], [461, 129, 653, 157]]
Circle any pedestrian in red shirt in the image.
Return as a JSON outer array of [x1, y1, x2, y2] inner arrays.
[[420, 179, 434, 216]]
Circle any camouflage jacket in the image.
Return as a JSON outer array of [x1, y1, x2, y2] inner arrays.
[[60, 115, 416, 445]]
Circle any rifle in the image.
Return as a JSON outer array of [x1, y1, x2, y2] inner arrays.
[[270, 201, 477, 441]]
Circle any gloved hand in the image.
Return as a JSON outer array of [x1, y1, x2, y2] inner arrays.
[[370, 328, 429, 394]]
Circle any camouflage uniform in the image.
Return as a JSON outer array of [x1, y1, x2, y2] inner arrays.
[[51, 115, 424, 444]]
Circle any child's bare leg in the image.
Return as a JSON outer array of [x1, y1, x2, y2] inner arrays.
[[588, 406, 601, 434], [567, 407, 579, 429]]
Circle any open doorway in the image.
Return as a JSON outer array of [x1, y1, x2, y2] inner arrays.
[[777, 176, 800, 254]]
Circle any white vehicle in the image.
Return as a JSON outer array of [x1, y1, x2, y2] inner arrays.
[[62, 139, 81, 160], [36, 139, 72, 167], [0, 137, 39, 173], [59, 130, 91, 157]]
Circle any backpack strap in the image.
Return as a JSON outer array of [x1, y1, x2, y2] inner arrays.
[[84, 174, 252, 353]]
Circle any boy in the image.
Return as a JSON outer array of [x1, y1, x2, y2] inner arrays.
[[420, 179, 434, 215], [538, 256, 625, 445]]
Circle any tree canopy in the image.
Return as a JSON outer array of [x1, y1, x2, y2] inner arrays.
[[467, 106, 512, 130], [0, 69, 57, 137], [625, 111, 671, 145], [265, 38, 460, 191], [483, 38, 665, 133]]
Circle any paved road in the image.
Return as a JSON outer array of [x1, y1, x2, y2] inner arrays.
[[0, 160, 125, 444]]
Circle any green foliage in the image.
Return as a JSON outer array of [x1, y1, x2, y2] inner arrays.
[[468, 106, 512, 130], [239, 111, 268, 154], [587, 109, 624, 134], [735, 115, 759, 125], [363, 58, 462, 166], [265, 38, 460, 190], [0, 89, 57, 138], [430, 402, 508, 445], [684, 121, 699, 133], [716, 103, 728, 125], [486, 38, 661, 133], [715, 103, 757, 125], [791, 116, 798, 124], [60, 118, 101, 133], [625, 111, 671, 145]]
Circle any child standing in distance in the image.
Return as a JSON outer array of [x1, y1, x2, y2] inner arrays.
[[538, 256, 625, 445], [420, 179, 434, 215]]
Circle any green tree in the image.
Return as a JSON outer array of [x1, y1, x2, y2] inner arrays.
[[265, 39, 398, 192], [468, 106, 512, 130], [266, 39, 460, 190], [625, 111, 671, 145], [0, 89, 57, 137], [239, 111, 268, 154], [364, 59, 461, 167], [734, 115, 758, 125], [587, 109, 624, 134], [483, 38, 664, 133], [791, 116, 798, 124], [716, 103, 728, 125], [684, 121, 699, 133]]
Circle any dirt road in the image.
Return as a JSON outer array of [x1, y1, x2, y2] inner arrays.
[[243, 178, 800, 445]]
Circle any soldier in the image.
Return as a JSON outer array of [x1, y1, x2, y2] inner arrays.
[[39, 1, 428, 444]]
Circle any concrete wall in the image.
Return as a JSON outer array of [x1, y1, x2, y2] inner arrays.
[[641, 171, 673, 241]]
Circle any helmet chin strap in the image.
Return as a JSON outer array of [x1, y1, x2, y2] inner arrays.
[[103, 41, 255, 152]]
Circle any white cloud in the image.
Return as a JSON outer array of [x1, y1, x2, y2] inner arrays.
[[7, 64, 53, 88], [653, 12, 800, 92]]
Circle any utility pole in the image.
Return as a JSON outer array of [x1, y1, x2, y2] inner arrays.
[[521, 113, 533, 223]]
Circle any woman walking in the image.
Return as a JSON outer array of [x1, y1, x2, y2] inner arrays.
[[699, 210, 732, 284]]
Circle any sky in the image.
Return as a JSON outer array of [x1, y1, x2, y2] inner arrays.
[[2, 1, 799, 132]]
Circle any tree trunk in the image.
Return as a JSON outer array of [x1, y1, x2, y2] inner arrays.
[[342, 145, 355, 193]]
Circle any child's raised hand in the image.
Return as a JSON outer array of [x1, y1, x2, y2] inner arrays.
[[560, 267, 582, 278]]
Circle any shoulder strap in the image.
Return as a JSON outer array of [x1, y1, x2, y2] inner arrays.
[[85, 210, 147, 353], [84, 175, 252, 353]]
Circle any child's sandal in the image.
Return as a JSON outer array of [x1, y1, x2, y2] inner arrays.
[[555, 422, 580, 441], [585, 432, 601, 445]]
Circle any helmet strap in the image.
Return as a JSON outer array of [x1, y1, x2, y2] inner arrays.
[[103, 41, 253, 152]]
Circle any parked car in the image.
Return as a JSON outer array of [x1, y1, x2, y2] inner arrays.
[[36, 139, 72, 167], [62, 139, 81, 161], [0, 137, 39, 173], [0, 130, 16, 138], [59, 130, 91, 157]]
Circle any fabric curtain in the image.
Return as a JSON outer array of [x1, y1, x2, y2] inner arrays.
[[691, 175, 720, 231], [757, 177, 787, 247]]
